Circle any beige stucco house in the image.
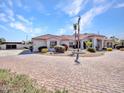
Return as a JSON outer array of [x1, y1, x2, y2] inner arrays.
[[32, 34, 115, 52]]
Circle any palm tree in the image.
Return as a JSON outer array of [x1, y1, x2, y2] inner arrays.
[[120, 40, 124, 46]]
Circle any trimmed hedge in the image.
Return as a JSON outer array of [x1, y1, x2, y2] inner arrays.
[[41, 48, 48, 53], [107, 48, 112, 51], [87, 48, 96, 53], [54, 45, 65, 53], [38, 46, 47, 52], [116, 46, 124, 50]]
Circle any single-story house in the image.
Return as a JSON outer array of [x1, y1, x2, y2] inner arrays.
[[32, 34, 115, 52], [0, 42, 32, 50]]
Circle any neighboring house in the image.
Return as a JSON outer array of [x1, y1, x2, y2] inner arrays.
[[32, 34, 115, 52], [0, 42, 32, 50], [104, 39, 115, 48]]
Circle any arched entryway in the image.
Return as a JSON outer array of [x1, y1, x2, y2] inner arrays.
[[83, 42, 86, 49]]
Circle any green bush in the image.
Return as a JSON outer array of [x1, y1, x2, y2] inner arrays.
[[85, 40, 92, 48], [87, 48, 96, 53], [54, 45, 65, 53], [107, 48, 112, 51], [41, 48, 48, 53]]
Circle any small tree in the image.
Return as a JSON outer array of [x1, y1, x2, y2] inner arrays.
[[85, 40, 92, 48], [0, 38, 6, 44]]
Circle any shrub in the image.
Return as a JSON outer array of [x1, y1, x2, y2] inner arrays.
[[87, 48, 96, 53], [107, 48, 112, 51], [41, 48, 48, 53], [102, 47, 107, 51], [0, 69, 68, 93], [85, 40, 92, 48], [23, 47, 29, 49], [61, 44, 68, 51], [38, 46, 47, 52], [116, 46, 124, 50], [54, 45, 65, 53], [120, 48, 124, 51]]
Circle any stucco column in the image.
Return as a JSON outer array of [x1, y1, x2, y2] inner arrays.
[[57, 40, 60, 45], [101, 40, 104, 49], [92, 38, 97, 49], [80, 40, 84, 50], [47, 40, 50, 48]]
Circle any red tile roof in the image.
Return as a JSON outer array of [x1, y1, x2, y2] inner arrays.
[[60, 35, 74, 40], [32, 34, 61, 40], [32, 34, 106, 40]]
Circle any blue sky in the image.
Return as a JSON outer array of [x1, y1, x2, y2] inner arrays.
[[0, 0, 124, 41]]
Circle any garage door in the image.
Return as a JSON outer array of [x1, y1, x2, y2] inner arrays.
[[6, 45, 17, 49]]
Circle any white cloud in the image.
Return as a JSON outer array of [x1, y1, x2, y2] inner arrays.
[[30, 27, 46, 37], [33, 28, 42, 34], [16, 15, 32, 25], [0, 24, 8, 31], [79, 3, 112, 32], [9, 21, 45, 37], [8, 0, 13, 8], [5, 8, 14, 17], [116, 33, 124, 39], [0, 1, 15, 22], [0, 13, 8, 22], [115, 3, 124, 8], [8, 16, 15, 22], [93, 0, 107, 5], [57, 28, 66, 35], [58, 0, 113, 34], [56, 24, 74, 35], [56, 0, 88, 16], [10, 22, 26, 31]]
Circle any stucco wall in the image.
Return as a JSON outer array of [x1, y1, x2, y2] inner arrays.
[[32, 39, 47, 52], [16, 44, 24, 49], [0, 44, 6, 50], [60, 41, 69, 46], [60, 40, 75, 48], [0, 44, 24, 50]]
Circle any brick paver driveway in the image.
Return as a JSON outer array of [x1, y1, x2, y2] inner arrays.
[[0, 50, 124, 93]]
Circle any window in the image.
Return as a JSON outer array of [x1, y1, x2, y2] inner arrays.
[[6, 45, 17, 49], [69, 42, 73, 47], [50, 41, 57, 47]]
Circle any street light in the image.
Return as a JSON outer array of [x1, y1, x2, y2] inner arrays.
[[74, 16, 81, 63]]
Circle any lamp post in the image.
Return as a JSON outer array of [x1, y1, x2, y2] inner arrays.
[[74, 16, 81, 63]]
